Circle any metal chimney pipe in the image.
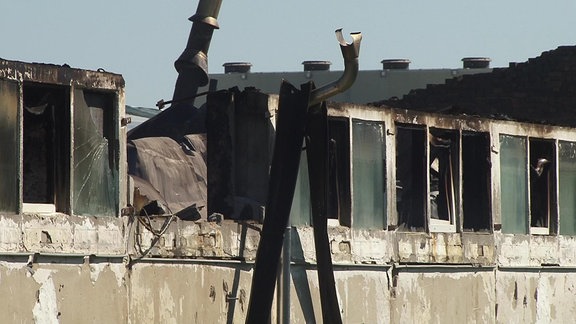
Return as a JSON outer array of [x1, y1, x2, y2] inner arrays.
[[309, 29, 362, 106], [381, 59, 411, 70], [462, 57, 491, 69], [302, 60, 332, 71], [171, 0, 222, 104]]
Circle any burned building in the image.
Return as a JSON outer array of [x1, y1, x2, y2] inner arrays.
[[2, 44, 576, 323]]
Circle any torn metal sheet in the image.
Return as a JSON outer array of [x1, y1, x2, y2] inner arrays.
[[128, 135, 207, 218]]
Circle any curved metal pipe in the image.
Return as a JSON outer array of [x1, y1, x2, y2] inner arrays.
[[309, 29, 362, 106]]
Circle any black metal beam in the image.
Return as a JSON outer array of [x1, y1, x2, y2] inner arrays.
[[245, 81, 311, 323], [306, 103, 343, 324]]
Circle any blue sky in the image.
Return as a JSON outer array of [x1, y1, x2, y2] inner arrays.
[[1, 1, 574, 107]]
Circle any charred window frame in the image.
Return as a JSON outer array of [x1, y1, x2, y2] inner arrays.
[[394, 128, 492, 233], [0, 79, 19, 213], [290, 118, 351, 227], [462, 132, 491, 231], [428, 128, 459, 232], [500, 135, 529, 234], [21, 82, 71, 214], [352, 119, 386, 229], [528, 138, 557, 235], [395, 125, 426, 231], [0, 78, 119, 216], [499, 135, 558, 235], [72, 89, 119, 216], [327, 118, 351, 226]]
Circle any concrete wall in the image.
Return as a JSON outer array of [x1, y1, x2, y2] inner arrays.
[[2, 214, 576, 323]]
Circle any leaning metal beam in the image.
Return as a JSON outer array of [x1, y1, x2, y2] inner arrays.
[[245, 29, 361, 323], [306, 102, 343, 324], [245, 81, 311, 323]]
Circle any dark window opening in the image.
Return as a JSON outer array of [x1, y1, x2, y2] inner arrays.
[[429, 128, 458, 224], [327, 118, 351, 226], [462, 132, 491, 231], [22, 83, 70, 210], [529, 138, 556, 230], [396, 125, 426, 230]]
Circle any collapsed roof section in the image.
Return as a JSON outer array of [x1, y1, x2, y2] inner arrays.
[[373, 46, 576, 127]]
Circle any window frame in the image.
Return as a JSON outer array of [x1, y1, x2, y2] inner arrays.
[[528, 137, 557, 235], [558, 140, 576, 235], [0, 77, 122, 217], [427, 127, 459, 233], [496, 128, 562, 236], [351, 118, 387, 230]]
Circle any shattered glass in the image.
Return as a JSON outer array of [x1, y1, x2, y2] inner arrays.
[[352, 120, 386, 229], [0, 80, 19, 213], [73, 89, 118, 216], [559, 141, 576, 235], [500, 135, 528, 234]]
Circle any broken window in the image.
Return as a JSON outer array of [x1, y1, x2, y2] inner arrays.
[[396, 125, 458, 232], [73, 89, 118, 216], [22, 83, 70, 213], [352, 119, 386, 229], [428, 128, 459, 232], [0, 79, 19, 213], [462, 132, 491, 231], [396, 125, 426, 230], [500, 135, 529, 234], [528, 138, 556, 234], [559, 141, 576, 235]]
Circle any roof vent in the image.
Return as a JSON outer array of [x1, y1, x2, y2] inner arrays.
[[462, 57, 491, 69], [381, 59, 411, 70], [223, 62, 252, 73], [302, 61, 331, 71]]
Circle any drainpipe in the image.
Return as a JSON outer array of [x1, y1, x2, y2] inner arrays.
[[171, 0, 222, 105], [309, 29, 362, 106]]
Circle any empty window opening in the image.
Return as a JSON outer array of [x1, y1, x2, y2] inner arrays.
[[22, 83, 69, 211], [429, 128, 458, 226], [462, 132, 491, 231], [529, 138, 556, 233], [396, 125, 426, 230], [327, 118, 351, 226]]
